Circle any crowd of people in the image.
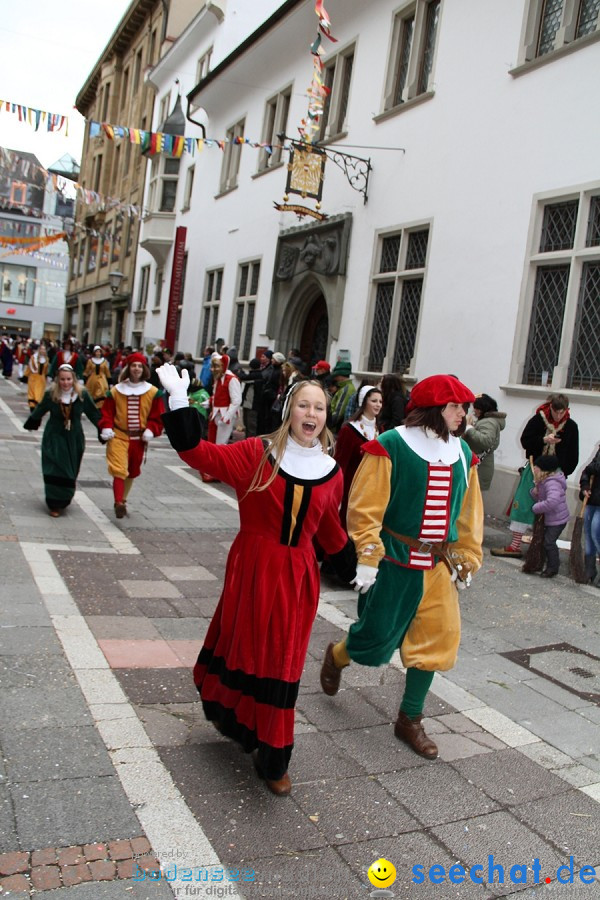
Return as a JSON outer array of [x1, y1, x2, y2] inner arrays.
[[3, 328, 598, 798]]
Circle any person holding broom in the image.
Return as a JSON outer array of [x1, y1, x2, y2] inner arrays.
[[492, 394, 578, 558], [579, 445, 600, 585]]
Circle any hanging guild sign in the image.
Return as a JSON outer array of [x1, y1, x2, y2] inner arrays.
[[274, 143, 327, 221]]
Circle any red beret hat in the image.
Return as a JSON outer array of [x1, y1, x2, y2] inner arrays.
[[314, 360, 330, 371], [405, 375, 475, 412], [125, 352, 147, 367]]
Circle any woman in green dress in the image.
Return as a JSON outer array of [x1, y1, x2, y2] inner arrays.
[[24, 364, 100, 516]]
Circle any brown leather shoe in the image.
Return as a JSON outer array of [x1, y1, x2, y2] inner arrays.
[[394, 711, 438, 759], [490, 546, 522, 558], [114, 501, 127, 519], [253, 752, 292, 796], [320, 642, 342, 695]]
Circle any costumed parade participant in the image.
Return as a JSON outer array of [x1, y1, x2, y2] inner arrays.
[[492, 393, 578, 558], [99, 352, 164, 518], [83, 346, 111, 408], [200, 353, 242, 482], [24, 343, 49, 410], [23, 364, 100, 516], [320, 375, 483, 759], [48, 338, 84, 380], [334, 384, 382, 526], [579, 443, 600, 585], [157, 365, 356, 796]]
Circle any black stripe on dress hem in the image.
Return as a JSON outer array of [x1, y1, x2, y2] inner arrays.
[[202, 700, 292, 779], [197, 647, 300, 709], [44, 475, 76, 488]]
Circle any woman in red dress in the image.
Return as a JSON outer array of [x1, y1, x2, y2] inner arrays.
[[334, 385, 382, 527], [157, 367, 356, 796]]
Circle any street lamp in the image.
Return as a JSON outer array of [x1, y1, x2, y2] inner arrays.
[[108, 271, 124, 295]]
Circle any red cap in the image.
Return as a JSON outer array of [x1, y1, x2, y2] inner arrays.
[[125, 352, 147, 367], [314, 360, 330, 371], [405, 375, 475, 412]]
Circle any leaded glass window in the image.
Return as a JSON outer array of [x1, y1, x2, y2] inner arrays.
[[585, 196, 600, 247], [537, 0, 564, 56], [568, 263, 600, 389], [576, 0, 600, 37], [380, 235, 401, 272], [539, 200, 578, 252], [393, 16, 414, 105], [406, 230, 429, 269], [523, 265, 569, 384], [393, 280, 423, 372], [418, 1, 440, 94], [368, 283, 394, 370]]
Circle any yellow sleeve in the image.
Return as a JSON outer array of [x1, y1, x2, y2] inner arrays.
[[346, 452, 392, 567], [449, 466, 484, 575]]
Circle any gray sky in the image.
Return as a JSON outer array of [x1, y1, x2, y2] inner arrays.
[[0, 0, 130, 168]]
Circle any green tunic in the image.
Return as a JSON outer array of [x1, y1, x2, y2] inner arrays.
[[24, 390, 100, 510]]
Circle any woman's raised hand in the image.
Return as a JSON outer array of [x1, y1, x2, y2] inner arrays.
[[156, 363, 189, 397]]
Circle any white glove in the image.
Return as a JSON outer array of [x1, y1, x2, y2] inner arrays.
[[100, 428, 115, 442], [351, 563, 379, 594], [221, 417, 230, 425], [201, 399, 210, 409], [156, 363, 189, 410], [142, 428, 154, 442]]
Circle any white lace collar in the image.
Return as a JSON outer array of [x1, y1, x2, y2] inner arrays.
[[115, 380, 153, 396], [60, 390, 76, 405], [278, 435, 336, 480], [397, 425, 467, 479]]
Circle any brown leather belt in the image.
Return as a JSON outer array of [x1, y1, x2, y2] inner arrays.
[[382, 525, 453, 576]]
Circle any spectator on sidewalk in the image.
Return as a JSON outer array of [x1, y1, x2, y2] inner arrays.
[[157, 367, 356, 797], [529, 454, 570, 578], [239, 358, 263, 437], [329, 361, 356, 433], [578, 443, 600, 585], [378, 374, 408, 433], [23, 364, 99, 516], [492, 394, 579, 558], [463, 393, 506, 492]]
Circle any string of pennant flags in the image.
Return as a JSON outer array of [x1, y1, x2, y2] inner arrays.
[[89, 120, 288, 157], [0, 100, 69, 134]]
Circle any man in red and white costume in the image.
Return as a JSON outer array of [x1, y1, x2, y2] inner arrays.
[[48, 338, 83, 380], [207, 353, 242, 445], [99, 352, 164, 517]]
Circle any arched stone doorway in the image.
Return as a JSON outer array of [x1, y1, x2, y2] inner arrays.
[[300, 294, 328, 366]]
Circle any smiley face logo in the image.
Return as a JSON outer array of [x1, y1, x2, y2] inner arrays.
[[367, 858, 397, 888]]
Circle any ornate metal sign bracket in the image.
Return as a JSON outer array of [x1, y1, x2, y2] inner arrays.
[[279, 135, 372, 206]]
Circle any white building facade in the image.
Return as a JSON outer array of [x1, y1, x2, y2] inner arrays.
[[130, 0, 600, 514]]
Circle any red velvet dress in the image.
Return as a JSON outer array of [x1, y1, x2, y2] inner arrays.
[[175, 432, 350, 779]]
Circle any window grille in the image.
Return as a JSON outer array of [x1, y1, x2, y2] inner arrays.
[[585, 196, 600, 247], [380, 235, 401, 272], [523, 265, 569, 384], [576, 0, 600, 36], [239, 265, 249, 297], [418, 0, 441, 94], [393, 279, 423, 372], [537, 0, 564, 55], [393, 17, 414, 105], [406, 230, 429, 269], [368, 283, 395, 370], [568, 262, 600, 389], [539, 200, 578, 251]]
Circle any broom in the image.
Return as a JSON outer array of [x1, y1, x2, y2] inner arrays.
[[522, 457, 546, 573], [570, 476, 593, 584]]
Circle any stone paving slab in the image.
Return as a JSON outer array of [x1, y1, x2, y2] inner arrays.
[[1, 726, 115, 783], [451, 749, 574, 807], [511, 792, 600, 865]]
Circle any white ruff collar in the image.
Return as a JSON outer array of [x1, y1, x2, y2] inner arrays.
[[60, 390, 76, 405], [115, 380, 153, 396], [397, 425, 467, 479], [278, 435, 336, 480]]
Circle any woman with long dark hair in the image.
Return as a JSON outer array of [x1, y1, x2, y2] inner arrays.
[[378, 374, 408, 432]]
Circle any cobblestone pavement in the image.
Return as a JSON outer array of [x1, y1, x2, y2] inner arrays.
[[0, 376, 599, 899]]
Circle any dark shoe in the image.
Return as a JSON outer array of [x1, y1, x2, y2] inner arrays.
[[201, 473, 220, 483], [253, 752, 291, 796], [114, 501, 127, 519], [320, 642, 342, 696], [394, 711, 438, 759], [540, 570, 557, 578], [490, 546, 522, 558]]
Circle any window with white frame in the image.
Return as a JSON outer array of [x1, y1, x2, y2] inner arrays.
[[519, 187, 600, 391], [219, 120, 245, 193], [232, 261, 260, 360], [154, 268, 163, 309], [137, 265, 150, 311], [257, 87, 291, 172], [366, 227, 429, 373], [318, 45, 355, 142], [199, 268, 223, 351], [148, 156, 181, 213], [182, 165, 195, 211], [196, 47, 212, 83], [518, 0, 600, 63], [383, 0, 441, 111]]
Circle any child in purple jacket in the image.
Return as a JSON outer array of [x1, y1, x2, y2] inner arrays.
[[530, 455, 570, 578]]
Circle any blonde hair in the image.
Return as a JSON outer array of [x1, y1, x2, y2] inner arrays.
[[50, 366, 83, 403], [247, 380, 334, 494]]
